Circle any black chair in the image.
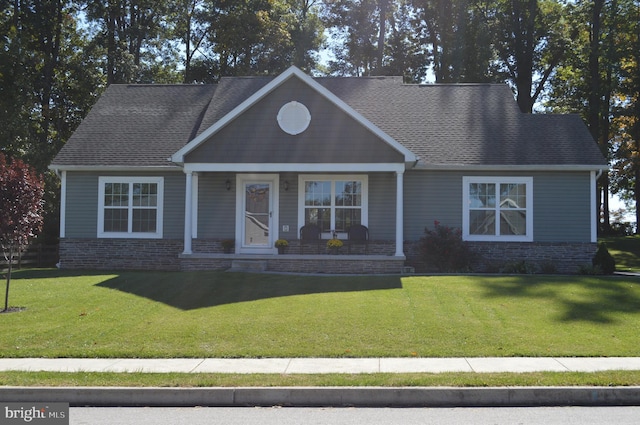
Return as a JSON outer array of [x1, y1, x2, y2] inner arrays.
[[299, 223, 322, 254], [347, 224, 369, 254]]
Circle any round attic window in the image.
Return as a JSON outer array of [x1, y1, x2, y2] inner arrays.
[[277, 101, 311, 135]]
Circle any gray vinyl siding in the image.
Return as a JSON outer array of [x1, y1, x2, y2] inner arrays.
[[65, 172, 99, 238], [163, 174, 185, 239], [533, 172, 591, 242], [404, 171, 463, 240], [368, 173, 396, 240], [278, 173, 299, 240], [403, 170, 593, 243], [64, 171, 185, 239], [196, 173, 236, 239]]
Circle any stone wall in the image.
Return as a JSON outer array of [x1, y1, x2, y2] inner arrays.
[[405, 240, 597, 274], [59, 238, 182, 271]]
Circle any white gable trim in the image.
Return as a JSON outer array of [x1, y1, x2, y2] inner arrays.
[[171, 66, 417, 165], [183, 162, 405, 173]]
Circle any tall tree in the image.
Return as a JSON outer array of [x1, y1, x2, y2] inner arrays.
[[547, 0, 626, 232], [84, 0, 181, 84], [609, 0, 640, 229], [322, 0, 385, 76], [486, 0, 571, 112], [412, 0, 495, 83]]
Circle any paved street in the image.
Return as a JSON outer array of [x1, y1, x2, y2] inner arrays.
[[70, 406, 640, 425]]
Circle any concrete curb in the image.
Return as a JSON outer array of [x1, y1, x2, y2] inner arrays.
[[1, 386, 640, 407]]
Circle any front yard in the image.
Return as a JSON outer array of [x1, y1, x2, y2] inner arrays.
[[2, 269, 639, 359]]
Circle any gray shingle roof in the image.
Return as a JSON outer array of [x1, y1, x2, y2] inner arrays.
[[51, 74, 607, 169], [51, 84, 217, 167]]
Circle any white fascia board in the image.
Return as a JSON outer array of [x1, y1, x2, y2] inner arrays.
[[183, 163, 406, 173], [414, 163, 608, 172], [48, 165, 183, 173], [171, 65, 417, 164]]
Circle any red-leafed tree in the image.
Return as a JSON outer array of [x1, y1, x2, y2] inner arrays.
[[0, 153, 44, 312]]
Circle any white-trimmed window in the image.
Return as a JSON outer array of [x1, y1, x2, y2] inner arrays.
[[98, 177, 164, 238], [298, 175, 368, 238], [462, 176, 533, 242]]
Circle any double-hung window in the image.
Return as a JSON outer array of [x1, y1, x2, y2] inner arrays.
[[299, 175, 368, 238], [98, 177, 164, 238], [462, 176, 532, 242]]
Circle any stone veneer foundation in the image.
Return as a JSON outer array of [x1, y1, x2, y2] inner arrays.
[[59, 238, 404, 274], [60, 238, 596, 274], [404, 240, 598, 274]]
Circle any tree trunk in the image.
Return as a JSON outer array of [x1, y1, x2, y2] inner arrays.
[[375, 0, 388, 74], [3, 246, 13, 312]]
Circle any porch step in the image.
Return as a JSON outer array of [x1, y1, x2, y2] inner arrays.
[[229, 260, 268, 273]]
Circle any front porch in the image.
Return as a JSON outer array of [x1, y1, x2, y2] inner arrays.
[[59, 238, 407, 274], [180, 253, 406, 274], [182, 238, 406, 274]]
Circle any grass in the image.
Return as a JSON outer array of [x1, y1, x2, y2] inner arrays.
[[601, 235, 640, 273], [2, 371, 640, 388], [2, 269, 640, 359]]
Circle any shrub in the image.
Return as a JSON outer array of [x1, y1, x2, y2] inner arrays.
[[578, 264, 603, 275], [538, 261, 558, 274], [592, 242, 616, 274], [419, 221, 476, 272], [500, 260, 537, 274]]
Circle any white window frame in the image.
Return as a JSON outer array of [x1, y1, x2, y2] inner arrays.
[[98, 176, 164, 239], [462, 176, 533, 242], [298, 174, 368, 239]]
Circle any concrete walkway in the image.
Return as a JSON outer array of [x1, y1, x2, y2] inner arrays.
[[3, 358, 640, 407], [3, 357, 640, 374]]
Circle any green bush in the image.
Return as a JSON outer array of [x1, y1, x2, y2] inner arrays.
[[500, 260, 537, 274], [419, 221, 476, 272], [578, 264, 603, 275], [592, 242, 616, 275]]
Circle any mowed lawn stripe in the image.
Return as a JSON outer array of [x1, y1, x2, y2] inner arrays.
[[1, 270, 640, 358]]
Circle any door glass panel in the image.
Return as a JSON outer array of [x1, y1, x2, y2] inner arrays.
[[245, 183, 270, 246]]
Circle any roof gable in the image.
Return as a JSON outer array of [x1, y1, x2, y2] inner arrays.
[[171, 66, 417, 164], [183, 75, 406, 164]]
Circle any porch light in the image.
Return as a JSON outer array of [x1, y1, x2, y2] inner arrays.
[[225, 179, 231, 191], [284, 180, 289, 191]]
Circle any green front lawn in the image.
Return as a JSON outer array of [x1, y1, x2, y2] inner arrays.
[[2, 269, 640, 358], [602, 235, 640, 273]]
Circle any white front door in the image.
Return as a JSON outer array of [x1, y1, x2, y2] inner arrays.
[[237, 174, 279, 254]]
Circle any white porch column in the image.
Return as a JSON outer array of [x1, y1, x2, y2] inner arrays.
[[183, 170, 193, 255], [59, 170, 66, 238], [395, 170, 405, 257]]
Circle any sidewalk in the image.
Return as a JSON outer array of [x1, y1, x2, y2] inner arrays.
[[3, 358, 640, 407], [2, 357, 640, 374]]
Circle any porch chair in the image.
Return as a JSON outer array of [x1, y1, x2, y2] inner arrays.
[[347, 224, 369, 254], [299, 223, 322, 254]]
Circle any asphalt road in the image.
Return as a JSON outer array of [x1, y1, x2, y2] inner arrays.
[[70, 406, 640, 425]]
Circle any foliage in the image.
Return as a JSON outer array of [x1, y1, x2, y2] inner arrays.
[[577, 264, 603, 276], [221, 239, 235, 249], [326, 238, 343, 249], [419, 220, 475, 272], [500, 260, 538, 274], [275, 239, 289, 247], [0, 154, 44, 311], [592, 242, 616, 275], [600, 235, 640, 272]]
